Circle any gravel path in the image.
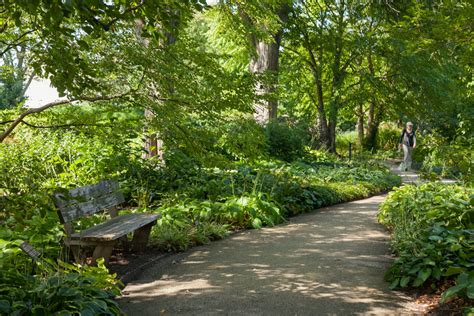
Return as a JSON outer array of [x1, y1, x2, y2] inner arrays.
[[118, 171, 425, 315]]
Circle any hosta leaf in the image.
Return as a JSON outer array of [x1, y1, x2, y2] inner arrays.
[[467, 285, 474, 299], [252, 218, 262, 229], [58, 287, 80, 297], [400, 276, 410, 287], [440, 284, 466, 303], [419, 268, 432, 283], [408, 265, 421, 275], [389, 278, 400, 289], [428, 235, 443, 241], [412, 268, 431, 287], [444, 266, 465, 276]]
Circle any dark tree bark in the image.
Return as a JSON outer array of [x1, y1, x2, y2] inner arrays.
[[365, 100, 378, 151], [357, 102, 364, 146], [364, 52, 382, 151]]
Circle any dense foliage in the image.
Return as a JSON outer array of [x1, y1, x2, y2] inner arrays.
[[0, 124, 401, 251], [378, 183, 473, 309], [1, 0, 472, 314]]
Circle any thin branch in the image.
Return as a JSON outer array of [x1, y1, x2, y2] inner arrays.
[[301, 0, 323, 33], [385, 0, 400, 14], [0, 29, 36, 57], [0, 99, 73, 142], [103, 0, 146, 30], [19, 120, 115, 129], [340, 51, 360, 73], [344, 79, 362, 91], [82, 0, 145, 31], [281, 44, 312, 65], [0, 80, 143, 142]]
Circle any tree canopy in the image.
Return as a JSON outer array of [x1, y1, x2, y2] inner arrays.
[[0, 0, 472, 150]]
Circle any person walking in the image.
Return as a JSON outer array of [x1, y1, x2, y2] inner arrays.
[[399, 122, 416, 171]]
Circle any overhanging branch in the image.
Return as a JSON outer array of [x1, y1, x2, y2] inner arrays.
[[0, 99, 73, 143], [0, 88, 138, 142], [20, 120, 115, 129], [0, 71, 145, 142]]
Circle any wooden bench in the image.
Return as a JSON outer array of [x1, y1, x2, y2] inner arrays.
[[53, 180, 160, 264]]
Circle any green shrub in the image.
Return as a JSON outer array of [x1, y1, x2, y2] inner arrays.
[[217, 116, 267, 161], [152, 223, 193, 252], [378, 183, 473, 302], [376, 126, 400, 151], [411, 131, 473, 182], [152, 217, 229, 252], [0, 258, 121, 315], [265, 121, 305, 161]]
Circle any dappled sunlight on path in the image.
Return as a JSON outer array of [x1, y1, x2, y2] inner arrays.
[[119, 194, 421, 315]]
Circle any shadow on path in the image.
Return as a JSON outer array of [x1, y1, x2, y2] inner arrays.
[[119, 196, 421, 315]]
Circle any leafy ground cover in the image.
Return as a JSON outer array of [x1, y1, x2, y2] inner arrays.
[[146, 156, 400, 251], [378, 182, 474, 313]]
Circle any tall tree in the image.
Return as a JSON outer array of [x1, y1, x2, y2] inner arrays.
[[216, 0, 290, 124], [284, 0, 365, 152]]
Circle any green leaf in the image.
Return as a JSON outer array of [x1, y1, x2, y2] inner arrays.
[[58, 287, 80, 297], [467, 285, 474, 299], [389, 278, 400, 290], [400, 276, 410, 287], [252, 218, 262, 229], [444, 267, 466, 277], [408, 265, 421, 275], [419, 268, 432, 283], [412, 268, 432, 287], [31, 305, 48, 316], [428, 235, 443, 241], [441, 284, 466, 303]]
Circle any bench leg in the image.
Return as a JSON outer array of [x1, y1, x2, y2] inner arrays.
[[69, 245, 85, 264], [92, 242, 115, 265], [132, 222, 154, 253]]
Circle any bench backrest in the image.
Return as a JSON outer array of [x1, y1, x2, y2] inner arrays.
[[53, 180, 125, 224]]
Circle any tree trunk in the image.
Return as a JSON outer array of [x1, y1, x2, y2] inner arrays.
[[357, 103, 364, 147], [363, 52, 379, 151], [327, 0, 345, 154], [365, 100, 378, 151], [249, 4, 289, 124], [249, 40, 279, 124], [306, 37, 330, 150], [315, 81, 330, 149], [136, 19, 176, 159], [328, 99, 338, 154]]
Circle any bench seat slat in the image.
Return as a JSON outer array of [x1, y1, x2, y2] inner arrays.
[[70, 213, 160, 242]]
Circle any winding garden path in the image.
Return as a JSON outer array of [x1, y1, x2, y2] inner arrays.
[[118, 169, 423, 315]]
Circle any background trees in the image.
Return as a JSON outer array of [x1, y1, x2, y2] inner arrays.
[[0, 0, 471, 158]]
